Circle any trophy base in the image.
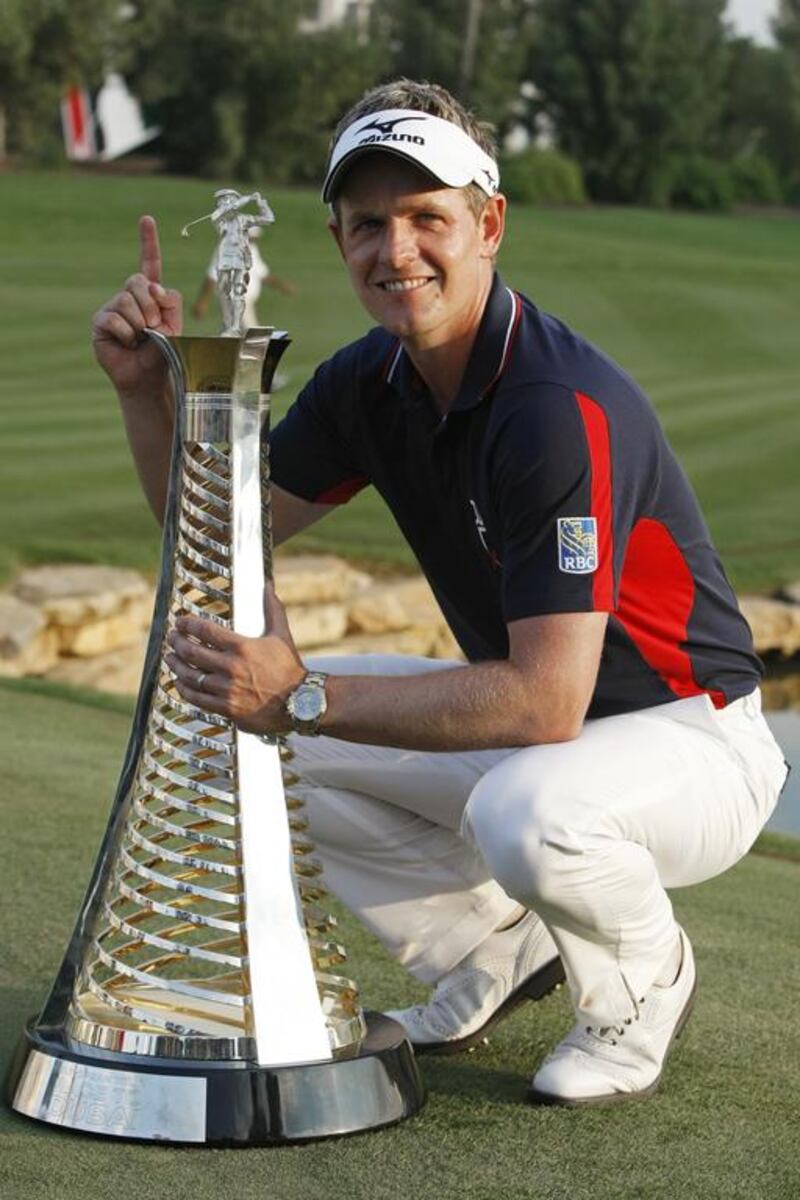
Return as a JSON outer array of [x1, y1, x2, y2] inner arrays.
[[8, 1012, 425, 1145]]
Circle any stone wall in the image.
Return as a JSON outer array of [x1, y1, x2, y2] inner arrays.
[[1, 558, 799, 701], [0, 557, 462, 696]]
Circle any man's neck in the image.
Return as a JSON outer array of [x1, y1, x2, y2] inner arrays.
[[401, 272, 494, 415]]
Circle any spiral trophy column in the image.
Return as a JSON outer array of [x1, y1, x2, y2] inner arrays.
[[8, 194, 425, 1145]]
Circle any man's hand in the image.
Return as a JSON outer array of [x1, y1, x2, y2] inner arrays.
[[165, 585, 305, 735], [91, 215, 183, 400]]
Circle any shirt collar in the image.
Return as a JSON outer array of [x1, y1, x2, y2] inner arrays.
[[386, 273, 521, 413]]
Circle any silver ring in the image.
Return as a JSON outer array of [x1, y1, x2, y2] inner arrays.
[[196, 671, 208, 690]]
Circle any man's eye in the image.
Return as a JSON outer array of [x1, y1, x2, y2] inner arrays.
[[353, 218, 381, 233]]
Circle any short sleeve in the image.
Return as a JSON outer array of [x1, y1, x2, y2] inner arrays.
[[269, 352, 370, 505], [494, 384, 617, 622]]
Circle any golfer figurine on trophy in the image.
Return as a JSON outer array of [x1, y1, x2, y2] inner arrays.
[[182, 189, 275, 336], [8, 192, 425, 1146]]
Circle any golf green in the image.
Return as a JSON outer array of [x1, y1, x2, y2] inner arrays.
[[1, 679, 798, 1200]]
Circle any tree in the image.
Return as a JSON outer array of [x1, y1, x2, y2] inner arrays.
[[0, 2, 30, 159], [772, 0, 800, 196], [0, 0, 120, 163], [370, 0, 537, 138], [528, 0, 730, 203], [774, 0, 800, 54], [717, 38, 799, 200], [122, 0, 385, 182]]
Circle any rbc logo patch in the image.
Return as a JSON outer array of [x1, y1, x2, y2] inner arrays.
[[557, 517, 598, 574]]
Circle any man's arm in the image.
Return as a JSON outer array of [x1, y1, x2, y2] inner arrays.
[[166, 605, 607, 751], [272, 487, 338, 545], [321, 611, 606, 749]]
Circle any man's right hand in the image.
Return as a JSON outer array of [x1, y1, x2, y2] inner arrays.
[[91, 215, 183, 401]]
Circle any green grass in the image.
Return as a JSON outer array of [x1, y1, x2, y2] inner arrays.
[[1, 679, 799, 1200], [753, 827, 800, 862], [1, 170, 799, 589]]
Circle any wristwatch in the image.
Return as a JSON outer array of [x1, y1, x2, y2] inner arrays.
[[285, 670, 328, 736]]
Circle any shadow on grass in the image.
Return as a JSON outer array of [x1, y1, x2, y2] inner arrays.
[[420, 1054, 529, 1107]]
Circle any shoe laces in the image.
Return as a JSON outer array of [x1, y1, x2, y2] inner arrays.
[[585, 996, 645, 1047]]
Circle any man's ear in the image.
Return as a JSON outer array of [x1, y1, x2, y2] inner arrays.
[[479, 193, 507, 260], [328, 216, 346, 260]]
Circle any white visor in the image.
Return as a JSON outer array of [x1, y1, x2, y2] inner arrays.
[[322, 108, 500, 203]]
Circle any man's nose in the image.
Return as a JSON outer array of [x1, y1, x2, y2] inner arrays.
[[379, 219, 416, 267]]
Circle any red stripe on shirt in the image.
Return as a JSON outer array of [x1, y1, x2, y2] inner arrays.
[[574, 391, 614, 610], [314, 476, 369, 505], [617, 517, 726, 708]]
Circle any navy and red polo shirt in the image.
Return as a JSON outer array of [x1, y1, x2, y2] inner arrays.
[[270, 272, 761, 718]]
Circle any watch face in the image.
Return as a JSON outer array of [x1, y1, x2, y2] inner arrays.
[[293, 687, 324, 721]]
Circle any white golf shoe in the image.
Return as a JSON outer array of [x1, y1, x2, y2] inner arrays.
[[385, 912, 564, 1054], [529, 929, 697, 1107]]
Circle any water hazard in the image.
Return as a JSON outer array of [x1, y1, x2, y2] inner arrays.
[[762, 668, 800, 838]]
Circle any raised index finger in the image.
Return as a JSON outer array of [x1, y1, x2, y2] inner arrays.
[[138, 215, 162, 284]]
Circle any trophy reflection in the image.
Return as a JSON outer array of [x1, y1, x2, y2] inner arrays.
[[8, 192, 425, 1145]]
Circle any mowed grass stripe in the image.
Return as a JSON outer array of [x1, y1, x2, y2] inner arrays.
[[5, 447, 135, 481], [511, 202, 800, 265], [661, 386, 798, 440], [577, 285, 795, 379], [1, 170, 798, 590], [679, 417, 797, 473], [649, 367, 799, 409], [0, 340, 98, 371], [1, 430, 130, 457], [0, 409, 114, 436]]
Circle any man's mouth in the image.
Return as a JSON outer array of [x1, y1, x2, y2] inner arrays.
[[376, 277, 434, 293]]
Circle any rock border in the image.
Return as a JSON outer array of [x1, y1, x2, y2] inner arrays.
[[1, 559, 798, 700]]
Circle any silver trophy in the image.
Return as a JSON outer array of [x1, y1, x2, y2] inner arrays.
[[8, 192, 425, 1145]]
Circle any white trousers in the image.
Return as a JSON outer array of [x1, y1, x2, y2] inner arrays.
[[292, 655, 788, 1026]]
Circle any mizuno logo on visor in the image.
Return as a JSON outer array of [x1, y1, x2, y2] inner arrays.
[[357, 116, 422, 136]]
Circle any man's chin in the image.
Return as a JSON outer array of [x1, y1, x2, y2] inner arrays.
[[374, 302, 437, 340], [380, 316, 419, 338]]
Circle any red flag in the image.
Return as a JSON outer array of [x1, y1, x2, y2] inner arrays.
[[60, 86, 96, 161]]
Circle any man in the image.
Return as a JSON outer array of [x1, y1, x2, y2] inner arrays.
[[92, 80, 787, 1107]]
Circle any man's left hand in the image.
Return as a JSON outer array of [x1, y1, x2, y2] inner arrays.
[[165, 585, 305, 735]]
